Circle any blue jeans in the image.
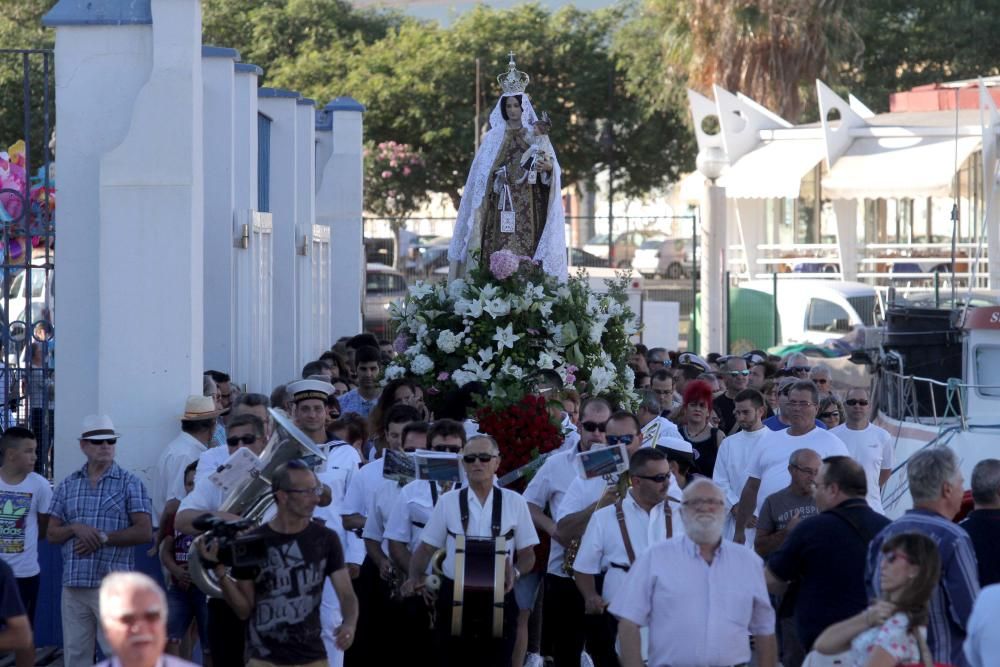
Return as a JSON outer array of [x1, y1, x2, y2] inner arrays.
[[166, 583, 209, 646]]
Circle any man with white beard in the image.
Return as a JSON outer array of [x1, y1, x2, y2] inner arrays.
[[610, 479, 777, 667]]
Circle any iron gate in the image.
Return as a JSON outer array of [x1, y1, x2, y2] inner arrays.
[[0, 49, 55, 477]]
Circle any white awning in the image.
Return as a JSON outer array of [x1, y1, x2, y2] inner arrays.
[[822, 136, 981, 200], [719, 138, 825, 199]]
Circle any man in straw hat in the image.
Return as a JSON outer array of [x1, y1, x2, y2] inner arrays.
[[48, 415, 153, 667], [152, 396, 221, 525]]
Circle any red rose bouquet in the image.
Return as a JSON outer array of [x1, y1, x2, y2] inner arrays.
[[476, 394, 563, 479]]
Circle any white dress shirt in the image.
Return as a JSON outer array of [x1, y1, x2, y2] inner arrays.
[[573, 492, 680, 605], [746, 427, 849, 514], [523, 447, 583, 577], [714, 427, 771, 540], [610, 536, 775, 667], [557, 472, 683, 523], [195, 444, 231, 483], [152, 431, 207, 521], [965, 584, 1000, 667], [420, 486, 539, 580], [341, 456, 386, 517], [385, 479, 454, 554], [362, 478, 404, 556], [320, 441, 362, 504], [831, 423, 893, 514]]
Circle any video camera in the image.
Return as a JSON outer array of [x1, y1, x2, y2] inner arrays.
[[193, 515, 268, 569]]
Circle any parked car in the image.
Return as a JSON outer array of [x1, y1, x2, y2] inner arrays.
[[363, 263, 408, 338], [633, 237, 696, 279], [582, 231, 665, 268], [568, 247, 609, 268]]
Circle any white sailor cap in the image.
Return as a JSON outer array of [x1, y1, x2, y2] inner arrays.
[[676, 352, 711, 373], [655, 436, 696, 464], [287, 379, 335, 403]]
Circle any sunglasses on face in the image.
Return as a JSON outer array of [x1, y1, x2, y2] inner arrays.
[[432, 445, 462, 453], [813, 378, 829, 384], [226, 434, 257, 447], [726, 370, 750, 376], [634, 473, 670, 483], [818, 411, 840, 419], [463, 453, 497, 464], [581, 421, 608, 433], [87, 439, 117, 446], [788, 366, 811, 373], [606, 434, 635, 447], [845, 399, 870, 407]]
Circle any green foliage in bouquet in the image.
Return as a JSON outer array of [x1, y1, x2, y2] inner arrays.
[[385, 250, 640, 412]]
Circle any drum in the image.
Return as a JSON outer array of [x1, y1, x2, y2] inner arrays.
[[451, 535, 507, 638]]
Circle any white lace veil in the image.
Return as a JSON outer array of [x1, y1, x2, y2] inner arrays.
[[449, 93, 567, 280]]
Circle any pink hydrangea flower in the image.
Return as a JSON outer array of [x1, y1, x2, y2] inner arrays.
[[489, 250, 521, 280], [437, 371, 450, 381], [393, 333, 409, 353]]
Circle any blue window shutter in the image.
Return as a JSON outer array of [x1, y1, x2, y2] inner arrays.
[[257, 113, 271, 212]]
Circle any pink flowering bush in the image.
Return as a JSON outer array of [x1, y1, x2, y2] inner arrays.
[[363, 141, 428, 221]]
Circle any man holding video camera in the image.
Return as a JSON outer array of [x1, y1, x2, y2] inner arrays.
[[200, 459, 359, 667]]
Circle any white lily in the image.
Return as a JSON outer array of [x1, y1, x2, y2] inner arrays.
[[493, 323, 521, 351]]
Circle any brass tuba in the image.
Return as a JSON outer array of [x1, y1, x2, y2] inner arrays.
[[188, 408, 328, 598]]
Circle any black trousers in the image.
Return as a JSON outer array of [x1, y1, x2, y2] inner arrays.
[[207, 597, 246, 667], [401, 594, 436, 667], [584, 610, 621, 667], [16, 575, 38, 628], [345, 557, 407, 665], [434, 576, 518, 667], [545, 573, 620, 667]]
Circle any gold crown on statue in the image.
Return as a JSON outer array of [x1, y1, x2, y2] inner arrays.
[[497, 52, 530, 95]]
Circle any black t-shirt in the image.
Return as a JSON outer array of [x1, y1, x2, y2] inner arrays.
[[236, 521, 345, 664], [767, 499, 890, 651], [713, 393, 737, 435], [0, 559, 24, 627], [682, 427, 719, 478], [960, 508, 1000, 587]]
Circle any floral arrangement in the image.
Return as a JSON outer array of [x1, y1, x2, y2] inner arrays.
[[477, 394, 562, 478], [386, 249, 640, 418]]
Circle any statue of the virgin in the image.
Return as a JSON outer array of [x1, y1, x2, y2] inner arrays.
[[449, 54, 567, 280]]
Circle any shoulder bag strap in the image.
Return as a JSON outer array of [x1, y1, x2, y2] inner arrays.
[[828, 506, 879, 544], [459, 487, 470, 533], [491, 486, 503, 538], [615, 499, 637, 564], [429, 480, 438, 506], [664, 500, 673, 539]]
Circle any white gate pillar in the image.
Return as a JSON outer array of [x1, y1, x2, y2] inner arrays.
[[316, 98, 365, 340], [44, 0, 204, 482], [295, 99, 319, 364], [258, 89, 301, 385]]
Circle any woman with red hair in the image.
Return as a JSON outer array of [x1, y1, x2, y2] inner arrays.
[[678, 379, 724, 477]]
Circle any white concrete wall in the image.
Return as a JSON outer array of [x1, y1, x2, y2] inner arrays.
[[51, 0, 205, 483], [316, 99, 365, 339], [202, 48, 239, 375], [258, 91, 300, 385], [295, 100, 318, 366]]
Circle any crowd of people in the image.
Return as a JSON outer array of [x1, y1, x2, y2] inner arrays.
[[0, 334, 998, 667]]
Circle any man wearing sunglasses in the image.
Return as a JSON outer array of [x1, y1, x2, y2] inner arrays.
[[830, 388, 893, 515], [523, 397, 611, 667], [205, 460, 359, 667], [714, 357, 751, 435], [385, 419, 467, 666], [48, 415, 153, 667], [573, 448, 680, 667], [405, 435, 539, 667]]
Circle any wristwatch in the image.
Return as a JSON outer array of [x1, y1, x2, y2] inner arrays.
[[98, 531, 109, 545]]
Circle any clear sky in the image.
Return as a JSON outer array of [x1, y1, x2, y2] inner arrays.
[[349, 0, 611, 24]]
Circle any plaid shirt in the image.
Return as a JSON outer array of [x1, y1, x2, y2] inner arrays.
[[49, 461, 152, 587]]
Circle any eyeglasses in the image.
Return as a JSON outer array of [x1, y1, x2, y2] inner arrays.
[[581, 421, 608, 433], [226, 434, 258, 447], [110, 609, 163, 626], [433, 445, 462, 453], [883, 551, 912, 565], [682, 498, 725, 509], [788, 366, 811, 374], [328, 411, 341, 419], [606, 435, 635, 446], [281, 486, 324, 497], [725, 370, 750, 377], [785, 400, 815, 408], [818, 411, 840, 419], [845, 399, 870, 407], [812, 378, 829, 384], [634, 473, 670, 483], [790, 464, 819, 476], [463, 453, 497, 464], [87, 439, 117, 446]]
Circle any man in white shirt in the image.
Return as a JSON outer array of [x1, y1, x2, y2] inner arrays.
[[194, 392, 271, 484], [713, 389, 770, 541], [831, 387, 893, 514], [637, 390, 682, 449], [965, 584, 1000, 667], [523, 397, 611, 667], [611, 479, 777, 667], [404, 435, 539, 667], [0, 427, 51, 628], [152, 396, 218, 523], [573, 448, 679, 666], [734, 380, 849, 545]]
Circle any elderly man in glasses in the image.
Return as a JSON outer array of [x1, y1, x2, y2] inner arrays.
[[404, 435, 539, 667], [830, 387, 893, 515], [96, 572, 196, 667], [713, 356, 751, 435], [573, 448, 681, 667], [611, 479, 776, 667]]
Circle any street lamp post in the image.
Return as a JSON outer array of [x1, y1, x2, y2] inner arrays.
[[696, 145, 727, 355]]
